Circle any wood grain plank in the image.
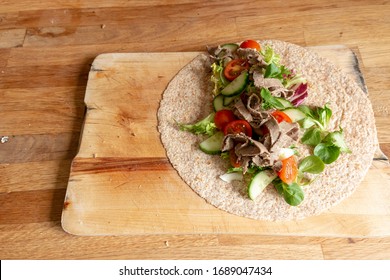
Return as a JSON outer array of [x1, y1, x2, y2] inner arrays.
[[0, 64, 89, 89], [0, 160, 72, 193], [0, 48, 10, 73], [364, 66, 390, 119], [2, 0, 388, 22], [218, 234, 390, 247], [322, 243, 390, 259], [0, 86, 85, 136], [0, 28, 25, 48], [236, 5, 390, 48], [0, 133, 80, 164], [235, 15, 306, 46], [0, 110, 84, 135], [6, 44, 200, 68], [7, 45, 117, 67], [303, 6, 390, 46], [0, 222, 323, 259], [22, 16, 238, 48], [0, 188, 66, 224], [364, 67, 390, 96], [2, 221, 390, 259], [0, 12, 18, 30], [0, 0, 202, 13], [359, 41, 390, 68], [137, 244, 324, 260], [0, 86, 85, 111]]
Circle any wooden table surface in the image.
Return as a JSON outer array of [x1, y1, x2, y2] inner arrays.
[[1, 0, 390, 260]]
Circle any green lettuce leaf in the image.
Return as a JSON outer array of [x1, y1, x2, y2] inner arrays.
[[178, 113, 217, 136]]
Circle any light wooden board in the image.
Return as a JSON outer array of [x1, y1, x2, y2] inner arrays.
[[61, 46, 390, 236]]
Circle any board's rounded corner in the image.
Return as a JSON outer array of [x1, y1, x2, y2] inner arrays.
[[89, 53, 117, 71], [61, 211, 86, 236], [60, 213, 76, 236], [92, 52, 110, 61]]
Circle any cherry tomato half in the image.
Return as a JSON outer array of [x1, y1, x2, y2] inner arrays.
[[224, 119, 253, 137], [240, 39, 261, 51], [229, 149, 241, 168], [277, 156, 298, 184], [271, 110, 292, 123], [214, 109, 236, 131], [224, 59, 249, 81]]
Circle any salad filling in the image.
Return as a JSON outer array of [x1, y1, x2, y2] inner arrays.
[[179, 40, 350, 206]]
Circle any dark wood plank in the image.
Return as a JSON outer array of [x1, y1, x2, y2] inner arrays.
[[0, 64, 90, 89], [0, 188, 67, 224], [0, 133, 80, 164], [0, 160, 73, 194]]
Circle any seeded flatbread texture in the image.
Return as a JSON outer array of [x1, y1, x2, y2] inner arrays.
[[157, 40, 377, 221]]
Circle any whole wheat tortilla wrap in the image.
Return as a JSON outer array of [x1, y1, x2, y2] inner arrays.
[[157, 40, 377, 221]]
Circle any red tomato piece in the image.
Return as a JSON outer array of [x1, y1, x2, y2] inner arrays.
[[240, 40, 261, 51], [229, 149, 241, 168], [277, 156, 298, 184], [271, 110, 292, 123], [224, 120, 253, 137], [223, 59, 249, 81], [214, 109, 236, 131]]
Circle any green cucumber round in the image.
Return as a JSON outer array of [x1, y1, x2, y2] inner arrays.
[[199, 131, 224, 155], [282, 108, 307, 122], [223, 95, 239, 106], [221, 43, 239, 52], [248, 170, 277, 200], [220, 70, 249, 97], [213, 94, 230, 111], [213, 95, 225, 111], [275, 97, 293, 108]]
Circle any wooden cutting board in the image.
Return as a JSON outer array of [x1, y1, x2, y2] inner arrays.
[[61, 46, 390, 236]]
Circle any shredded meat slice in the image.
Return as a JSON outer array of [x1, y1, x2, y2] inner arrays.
[[253, 71, 283, 89], [245, 94, 272, 135], [208, 45, 235, 60], [279, 121, 299, 140], [222, 133, 271, 173], [234, 98, 253, 122], [236, 48, 267, 66], [264, 117, 280, 146], [253, 71, 293, 99], [267, 120, 300, 161]]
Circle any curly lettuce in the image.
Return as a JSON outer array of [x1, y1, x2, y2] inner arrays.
[[210, 62, 227, 96], [261, 45, 281, 65], [178, 113, 216, 136]]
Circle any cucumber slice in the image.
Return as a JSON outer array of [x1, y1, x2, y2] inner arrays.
[[199, 131, 224, 155], [248, 170, 277, 200], [219, 172, 243, 183], [221, 43, 239, 52], [282, 108, 307, 122], [220, 70, 249, 97], [213, 94, 228, 111], [217, 43, 239, 59], [275, 97, 293, 108], [223, 95, 239, 106]]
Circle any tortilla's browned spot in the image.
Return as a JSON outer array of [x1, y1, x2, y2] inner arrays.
[[157, 40, 377, 221]]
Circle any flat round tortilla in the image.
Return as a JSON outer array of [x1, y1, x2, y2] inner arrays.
[[157, 40, 377, 221]]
